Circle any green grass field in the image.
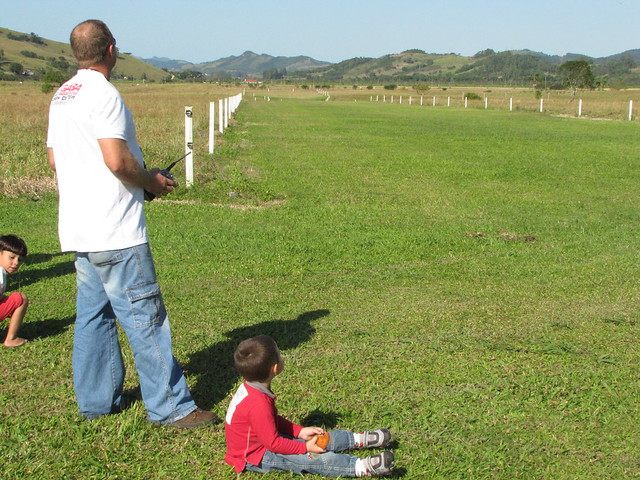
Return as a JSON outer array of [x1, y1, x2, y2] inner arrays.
[[1, 84, 639, 479]]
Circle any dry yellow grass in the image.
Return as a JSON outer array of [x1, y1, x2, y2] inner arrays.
[[1, 81, 638, 198], [0, 82, 243, 196]]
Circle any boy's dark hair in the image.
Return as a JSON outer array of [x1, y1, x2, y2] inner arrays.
[[234, 335, 280, 382], [0, 234, 27, 257]]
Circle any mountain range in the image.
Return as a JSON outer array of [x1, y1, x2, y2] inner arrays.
[[144, 48, 640, 86], [143, 51, 330, 78], [1, 25, 638, 86]]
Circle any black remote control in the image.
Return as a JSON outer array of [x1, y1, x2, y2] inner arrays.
[[144, 152, 191, 201]]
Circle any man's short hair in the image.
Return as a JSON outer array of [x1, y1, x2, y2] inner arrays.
[[70, 19, 116, 68], [0, 234, 27, 257], [234, 335, 280, 382]]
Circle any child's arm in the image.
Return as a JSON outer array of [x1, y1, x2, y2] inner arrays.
[[249, 401, 308, 455], [297, 426, 324, 440], [276, 417, 326, 453]]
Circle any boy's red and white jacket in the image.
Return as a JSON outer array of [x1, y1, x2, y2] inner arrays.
[[225, 381, 306, 473]]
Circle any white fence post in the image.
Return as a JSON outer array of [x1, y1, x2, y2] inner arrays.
[[485, 97, 488, 109], [184, 106, 193, 187], [578, 99, 583, 117], [630, 100, 634, 121], [218, 99, 224, 134], [208, 102, 215, 154], [447, 97, 451, 107], [510, 98, 513, 111], [433, 96, 436, 107], [540, 98, 544, 113], [464, 97, 468, 108]]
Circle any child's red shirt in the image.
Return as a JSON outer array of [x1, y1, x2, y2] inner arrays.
[[225, 381, 306, 473]]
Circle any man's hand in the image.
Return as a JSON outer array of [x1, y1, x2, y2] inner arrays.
[[145, 168, 175, 199]]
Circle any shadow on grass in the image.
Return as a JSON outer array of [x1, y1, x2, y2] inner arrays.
[[19, 315, 74, 340], [185, 309, 330, 409], [15, 252, 75, 288], [300, 409, 342, 429]]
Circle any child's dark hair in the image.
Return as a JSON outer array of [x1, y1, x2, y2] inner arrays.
[[234, 335, 280, 382], [0, 234, 27, 257]]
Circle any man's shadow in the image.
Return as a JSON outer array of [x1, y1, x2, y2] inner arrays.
[[13, 252, 75, 289], [7, 315, 75, 341], [184, 309, 330, 409]]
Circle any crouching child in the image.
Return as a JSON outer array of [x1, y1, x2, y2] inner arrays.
[[0, 234, 29, 347]]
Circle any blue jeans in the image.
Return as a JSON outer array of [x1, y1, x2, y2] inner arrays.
[[246, 430, 359, 477], [73, 243, 196, 423]]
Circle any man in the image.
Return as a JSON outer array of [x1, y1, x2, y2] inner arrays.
[[47, 19, 216, 427]]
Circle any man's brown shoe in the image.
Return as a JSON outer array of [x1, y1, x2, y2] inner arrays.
[[168, 408, 220, 428]]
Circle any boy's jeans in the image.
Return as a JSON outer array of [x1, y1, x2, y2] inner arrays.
[[73, 243, 196, 423], [246, 430, 359, 477]]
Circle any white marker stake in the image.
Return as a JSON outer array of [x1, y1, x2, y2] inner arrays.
[[218, 99, 223, 134], [629, 100, 634, 121], [209, 102, 215, 154], [578, 99, 583, 117], [185, 106, 193, 187]]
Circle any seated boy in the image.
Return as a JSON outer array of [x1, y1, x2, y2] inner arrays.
[[0, 234, 29, 347], [225, 335, 394, 477]]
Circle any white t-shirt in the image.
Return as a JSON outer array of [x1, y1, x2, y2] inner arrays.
[[47, 69, 147, 252], [0, 267, 7, 294]]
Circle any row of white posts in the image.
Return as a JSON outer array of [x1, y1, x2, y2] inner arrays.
[[370, 95, 635, 121], [182, 92, 243, 187]]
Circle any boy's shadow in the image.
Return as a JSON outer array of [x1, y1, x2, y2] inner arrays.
[[184, 309, 330, 409]]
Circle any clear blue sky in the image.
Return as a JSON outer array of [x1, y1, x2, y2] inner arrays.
[[2, 0, 638, 63]]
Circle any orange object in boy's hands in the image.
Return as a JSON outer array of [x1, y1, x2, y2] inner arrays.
[[316, 432, 330, 449]]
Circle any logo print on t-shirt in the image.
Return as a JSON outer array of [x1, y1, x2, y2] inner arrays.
[[52, 83, 83, 104]]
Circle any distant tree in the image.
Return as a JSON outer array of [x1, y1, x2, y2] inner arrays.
[[47, 56, 71, 71], [263, 67, 287, 80], [474, 48, 496, 58], [558, 60, 594, 98], [7, 32, 45, 45], [21, 50, 43, 59], [8, 62, 23, 74], [594, 77, 607, 90], [177, 70, 204, 81], [41, 70, 69, 93], [413, 83, 430, 94], [28, 32, 45, 45]]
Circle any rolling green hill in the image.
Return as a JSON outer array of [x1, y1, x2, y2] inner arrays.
[[299, 49, 640, 87], [0, 27, 169, 82]]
